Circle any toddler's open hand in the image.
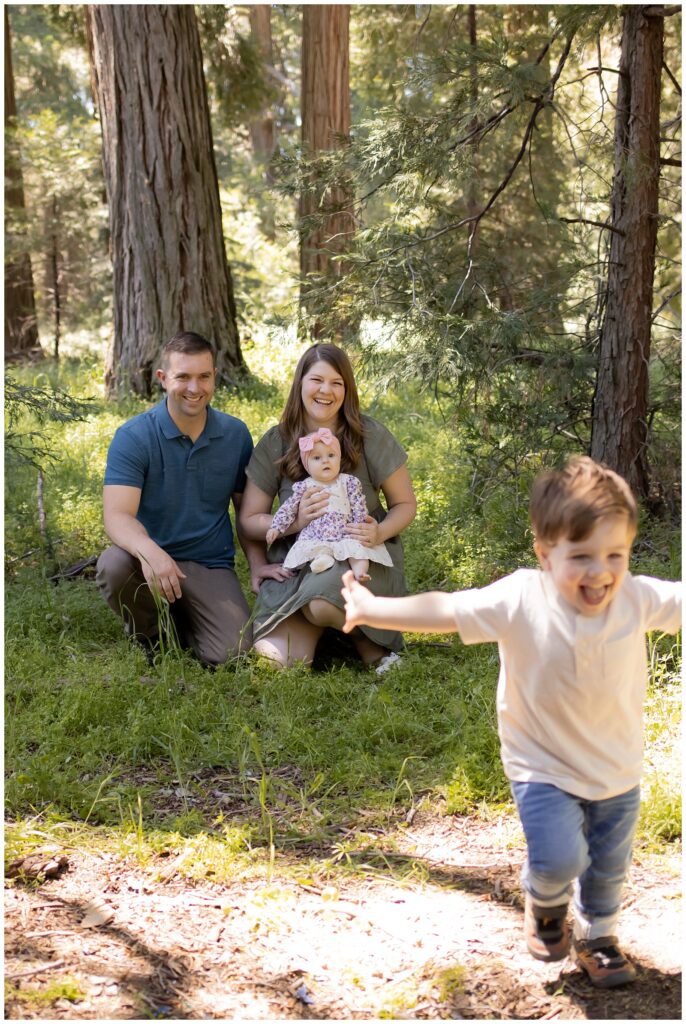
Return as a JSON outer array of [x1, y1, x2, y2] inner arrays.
[[266, 528, 280, 546], [341, 569, 373, 632]]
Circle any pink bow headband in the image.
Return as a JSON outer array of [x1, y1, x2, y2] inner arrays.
[[298, 428, 340, 469]]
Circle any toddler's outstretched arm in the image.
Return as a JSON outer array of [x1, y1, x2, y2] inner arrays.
[[341, 570, 458, 634]]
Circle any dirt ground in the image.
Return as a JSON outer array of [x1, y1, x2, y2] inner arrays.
[[4, 811, 682, 1020]]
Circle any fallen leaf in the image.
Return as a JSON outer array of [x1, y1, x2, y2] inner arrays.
[[6, 852, 69, 880], [81, 896, 115, 928]]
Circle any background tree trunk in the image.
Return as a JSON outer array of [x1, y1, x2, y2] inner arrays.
[[4, 8, 41, 359], [46, 195, 62, 360], [590, 6, 663, 498], [465, 5, 480, 261], [87, 4, 243, 397], [249, 5, 277, 168], [299, 4, 353, 328]]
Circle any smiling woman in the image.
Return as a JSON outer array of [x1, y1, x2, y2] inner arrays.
[[239, 343, 417, 670]]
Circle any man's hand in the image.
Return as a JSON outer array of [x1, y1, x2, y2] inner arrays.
[[251, 562, 294, 595], [139, 547, 186, 603], [103, 485, 186, 604]]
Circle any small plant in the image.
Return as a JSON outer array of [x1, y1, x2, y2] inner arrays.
[[435, 963, 467, 1002], [5, 978, 84, 1008], [242, 726, 276, 880]]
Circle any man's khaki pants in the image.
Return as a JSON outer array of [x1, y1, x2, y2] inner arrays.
[[96, 545, 252, 665]]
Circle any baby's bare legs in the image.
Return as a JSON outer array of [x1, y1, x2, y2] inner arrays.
[[348, 557, 370, 582]]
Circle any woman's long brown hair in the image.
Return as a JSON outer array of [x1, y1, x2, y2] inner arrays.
[[279, 343, 366, 480]]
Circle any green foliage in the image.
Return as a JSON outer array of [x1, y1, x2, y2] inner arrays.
[[9, 4, 90, 121], [4, 371, 95, 470], [8, 5, 111, 343], [294, 8, 681, 503], [197, 6, 279, 125], [5, 978, 85, 1009]]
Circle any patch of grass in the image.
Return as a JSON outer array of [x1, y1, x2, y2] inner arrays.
[[5, 350, 681, 889], [639, 635, 682, 848], [378, 978, 419, 1019]]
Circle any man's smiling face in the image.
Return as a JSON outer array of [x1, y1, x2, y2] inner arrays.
[[156, 350, 217, 427]]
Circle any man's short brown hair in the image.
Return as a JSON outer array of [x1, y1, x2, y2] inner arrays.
[[530, 456, 638, 544], [161, 331, 215, 367]]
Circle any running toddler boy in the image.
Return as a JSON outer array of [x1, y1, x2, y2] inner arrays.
[[341, 456, 681, 988]]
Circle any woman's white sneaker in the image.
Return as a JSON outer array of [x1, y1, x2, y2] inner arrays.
[[374, 652, 402, 676]]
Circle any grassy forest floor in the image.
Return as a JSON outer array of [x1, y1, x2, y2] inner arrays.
[[4, 808, 681, 1020]]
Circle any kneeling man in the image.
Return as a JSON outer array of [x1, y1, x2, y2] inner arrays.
[[97, 331, 260, 665]]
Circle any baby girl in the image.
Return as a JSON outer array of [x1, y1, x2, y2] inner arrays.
[[266, 428, 393, 581]]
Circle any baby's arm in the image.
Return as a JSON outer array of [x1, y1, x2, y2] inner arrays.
[[268, 484, 304, 543], [341, 570, 458, 634], [345, 474, 369, 524]]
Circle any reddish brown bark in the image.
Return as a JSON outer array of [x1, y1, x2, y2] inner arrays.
[[87, 5, 243, 396], [248, 5, 277, 167], [299, 4, 354, 307], [590, 7, 663, 497]]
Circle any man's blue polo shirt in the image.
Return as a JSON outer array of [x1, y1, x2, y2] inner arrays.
[[104, 399, 253, 569]]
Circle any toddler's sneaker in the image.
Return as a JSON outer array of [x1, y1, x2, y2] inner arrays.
[[572, 936, 637, 988], [524, 896, 570, 961]]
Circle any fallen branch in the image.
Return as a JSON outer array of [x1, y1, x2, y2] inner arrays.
[[6, 959, 66, 981]]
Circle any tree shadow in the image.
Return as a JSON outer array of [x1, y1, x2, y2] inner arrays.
[[4, 887, 331, 1019], [544, 961, 682, 1021], [5, 828, 681, 1021]]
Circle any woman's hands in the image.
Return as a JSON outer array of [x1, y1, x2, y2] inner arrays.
[[344, 514, 380, 547], [294, 486, 329, 532], [250, 561, 293, 595]]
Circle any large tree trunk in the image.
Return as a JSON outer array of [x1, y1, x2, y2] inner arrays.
[[299, 4, 353, 330], [590, 7, 663, 498], [4, 8, 41, 359], [87, 5, 243, 397]]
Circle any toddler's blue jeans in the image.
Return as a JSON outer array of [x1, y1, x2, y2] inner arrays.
[[510, 781, 641, 941]]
